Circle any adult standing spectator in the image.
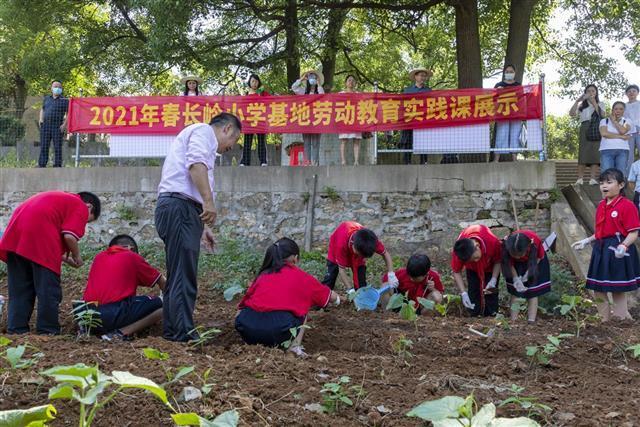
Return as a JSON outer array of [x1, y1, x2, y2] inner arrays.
[[240, 73, 270, 166], [493, 64, 522, 163], [569, 84, 605, 185], [624, 84, 640, 174], [399, 68, 431, 165], [599, 101, 631, 174], [155, 113, 242, 342], [339, 75, 363, 166], [292, 69, 324, 166], [181, 76, 202, 96], [38, 81, 69, 168]]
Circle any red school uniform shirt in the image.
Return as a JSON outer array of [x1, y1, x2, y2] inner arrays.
[[83, 246, 161, 305], [238, 264, 331, 318], [327, 221, 386, 280], [450, 224, 502, 278], [382, 268, 444, 304], [594, 195, 640, 240], [0, 191, 89, 275], [509, 229, 545, 263]]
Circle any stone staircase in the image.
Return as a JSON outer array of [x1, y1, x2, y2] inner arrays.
[[554, 159, 600, 188]]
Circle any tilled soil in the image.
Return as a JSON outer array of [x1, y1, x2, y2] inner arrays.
[[0, 277, 639, 426]]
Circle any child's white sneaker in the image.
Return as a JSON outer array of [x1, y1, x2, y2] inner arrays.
[[575, 178, 584, 185], [589, 179, 598, 185]]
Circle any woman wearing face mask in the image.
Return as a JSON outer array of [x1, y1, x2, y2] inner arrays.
[[241, 73, 270, 166], [338, 75, 362, 165], [599, 101, 632, 174], [493, 64, 521, 163], [570, 84, 606, 185], [180, 76, 203, 96], [292, 70, 325, 166]]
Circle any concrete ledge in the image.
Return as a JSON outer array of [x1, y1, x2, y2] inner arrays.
[[0, 161, 555, 194], [551, 193, 590, 280]]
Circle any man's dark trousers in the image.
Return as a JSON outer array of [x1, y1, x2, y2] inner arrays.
[[155, 196, 203, 342], [39, 125, 63, 167]]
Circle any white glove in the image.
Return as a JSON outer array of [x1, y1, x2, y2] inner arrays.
[[615, 244, 627, 259], [572, 238, 592, 251], [485, 277, 497, 291], [513, 276, 527, 293], [346, 288, 356, 296], [334, 295, 341, 306], [521, 271, 529, 283], [387, 271, 399, 289], [461, 292, 475, 310]]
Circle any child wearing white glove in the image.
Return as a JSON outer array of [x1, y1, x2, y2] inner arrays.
[[502, 230, 552, 322], [572, 168, 640, 321], [382, 253, 444, 313]]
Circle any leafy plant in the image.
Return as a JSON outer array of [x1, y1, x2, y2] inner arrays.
[[320, 376, 365, 414], [322, 186, 341, 202], [172, 409, 239, 426], [0, 404, 57, 427], [42, 364, 173, 427], [188, 326, 222, 350], [2, 342, 43, 370], [392, 335, 414, 362], [626, 344, 640, 359], [71, 301, 102, 338], [386, 293, 417, 321], [195, 368, 214, 395], [406, 394, 540, 426], [494, 314, 511, 331], [281, 324, 311, 350], [555, 295, 597, 337], [116, 204, 138, 221], [526, 334, 573, 366], [499, 384, 552, 421], [435, 294, 462, 317], [141, 347, 194, 386]]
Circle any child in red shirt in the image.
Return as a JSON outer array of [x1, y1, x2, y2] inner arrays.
[[0, 191, 101, 335], [236, 237, 340, 357], [573, 168, 640, 320], [382, 253, 444, 311], [322, 221, 399, 294], [82, 234, 165, 339], [501, 230, 551, 322], [451, 224, 502, 316]]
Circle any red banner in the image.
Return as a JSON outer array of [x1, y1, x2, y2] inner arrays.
[[67, 84, 542, 134]]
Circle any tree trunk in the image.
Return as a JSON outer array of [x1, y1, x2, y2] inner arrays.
[[320, 8, 349, 93], [505, 0, 537, 82], [284, 0, 300, 87], [450, 0, 482, 88], [13, 74, 28, 119]]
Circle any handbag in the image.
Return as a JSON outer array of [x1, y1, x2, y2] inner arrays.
[[586, 110, 602, 141], [518, 121, 527, 148]]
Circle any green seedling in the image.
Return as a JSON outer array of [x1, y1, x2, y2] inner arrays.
[[281, 324, 311, 350], [320, 376, 365, 414], [495, 314, 511, 331], [392, 335, 414, 362], [196, 368, 214, 395], [42, 364, 172, 427], [188, 326, 221, 350], [172, 409, 239, 426], [526, 333, 573, 366], [626, 344, 640, 359], [435, 294, 462, 317], [322, 186, 341, 202], [71, 302, 102, 338], [141, 347, 194, 386], [0, 404, 57, 426], [510, 298, 526, 319], [2, 342, 43, 370], [555, 294, 597, 337], [407, 393, 540, 426], [499, 384, 552, 421]]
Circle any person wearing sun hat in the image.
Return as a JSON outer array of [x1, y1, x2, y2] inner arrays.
[[399, 68, 433, 165], [181, 75, 203, 96], [292, 69, 325, 165]]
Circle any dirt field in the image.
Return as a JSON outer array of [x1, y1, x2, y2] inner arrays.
[[1, 274, 640, 427]]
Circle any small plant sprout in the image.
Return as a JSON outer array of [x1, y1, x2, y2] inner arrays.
[[525, 334, 573, 366], [626, 344, 640, 359], [406, 393, 540, 426], [392, 335, 414, 362], [196, 368, 214, 395], [71, 301, 103, 338], [188, 326, 222, 350], [322, 186, 341, 202], [555, 294, 597, 337], [499, 384, 552, 421], [141, 347, 194, 386], [42, 364, 173, 427], [172, 409, 239, 427], [320, 376, 365, 414], [386, 293, 417, 321], [2, 341, 44, 370], [495, 314, 511, 331], [281, 324, 311, 350], [435, 294, 462, 317]]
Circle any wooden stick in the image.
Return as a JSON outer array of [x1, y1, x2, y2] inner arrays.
[[508, 184, 520, 230]]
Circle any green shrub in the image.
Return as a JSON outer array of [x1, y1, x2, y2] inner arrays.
[[0, 115, 25, 147]]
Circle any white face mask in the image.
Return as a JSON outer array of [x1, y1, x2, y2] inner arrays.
[[504, 72, 516, 81]]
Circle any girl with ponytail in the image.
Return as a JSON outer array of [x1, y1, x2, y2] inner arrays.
[[235, 238, 340, 357], [501, 230, 552, 322]]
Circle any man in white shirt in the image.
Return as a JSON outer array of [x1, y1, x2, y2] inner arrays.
[[155, 112, 241, 342]]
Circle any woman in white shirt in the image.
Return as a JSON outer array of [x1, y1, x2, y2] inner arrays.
[[599, 101, 631, 174], [624, 84, 640, 174], [569, 84, 605, 185], [338, 75, 362, 165], [291, 70, 324, 166]]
